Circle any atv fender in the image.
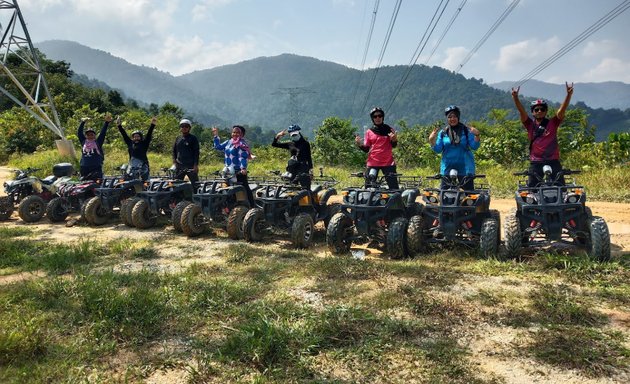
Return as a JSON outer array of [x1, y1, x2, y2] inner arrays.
[[318, 188, 337, 205]]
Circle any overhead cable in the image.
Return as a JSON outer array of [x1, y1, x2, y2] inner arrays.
[[456, 0, 520, 73], [350, 0, 380, 112], [513, 0, 630, 87]]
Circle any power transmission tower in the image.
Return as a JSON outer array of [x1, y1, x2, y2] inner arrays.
[[271, 87, 315, 124], [0, 0, 73, 155]]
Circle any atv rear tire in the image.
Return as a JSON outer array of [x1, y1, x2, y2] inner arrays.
[[243, 208, 265, 242], [480, 217, 499, 258], [18, 195, 45, 222], [503, 208, 522, 260], [406, 214, 426, 256], [387, 217, 409, 259], [291, 213, 315, 248], [588, 216, 611, 262], [46, 197, 68, 223], [131, 199, 156, 229], [171, 201, 191, 232], [227, 205, 248, 240], [181, 203, 206, 237], [0, 196, 13, 221], [84, 196, 109, 226], [326, 212, 353, 255], [120, 197, 140, 227], [323, 203, 342, 228]]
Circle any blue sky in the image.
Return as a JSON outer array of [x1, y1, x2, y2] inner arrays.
[[17, 0, 630, 85]]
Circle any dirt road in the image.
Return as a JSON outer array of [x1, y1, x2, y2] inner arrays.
[[1, 167, 629, 256]]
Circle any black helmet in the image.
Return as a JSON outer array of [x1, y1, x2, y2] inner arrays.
[[369, 107, 385, 118], [287, 124, 301, 133], [84, 127, 96, 135], [530, 99, 548, 112], [444, 105, 460, 118], [131, 130, 143, 139]]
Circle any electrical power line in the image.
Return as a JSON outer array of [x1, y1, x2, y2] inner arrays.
[[513, 0, 630, 88], [358, 0, 403, 114], [456, 0, 520, 73], [386, 0, 453, 111], [423, 0, 467, 66], [349, 0, 380, 113]]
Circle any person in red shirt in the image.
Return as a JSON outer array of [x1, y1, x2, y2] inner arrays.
[[355, 107, 399, 189], [511, 82, 574, 187]]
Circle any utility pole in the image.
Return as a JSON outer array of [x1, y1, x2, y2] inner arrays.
[[0, 0, 74, 156], [271, 87, 315, 124]]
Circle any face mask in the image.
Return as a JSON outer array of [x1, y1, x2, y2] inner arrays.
[[290, 133, 300, 142]]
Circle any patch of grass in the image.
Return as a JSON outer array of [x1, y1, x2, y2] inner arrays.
[[528, 284, 607, 327], [526, 326, 630, 377], [0, 312, 48, 365], [399, 283, 469, 328], [0, 226, 32, 237], [185, 277, 261, 315], [40, 240, 104, 273], [75, 270, 170, 343], [224, 243, 260, 264], [314, 256, 387, 280]]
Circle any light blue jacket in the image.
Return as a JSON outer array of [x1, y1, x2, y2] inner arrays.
[[431, 123, 479, 175]]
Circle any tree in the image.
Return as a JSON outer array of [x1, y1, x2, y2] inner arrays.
[[313, 117, 365, 167]]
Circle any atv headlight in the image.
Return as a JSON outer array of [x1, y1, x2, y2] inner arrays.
[[564, 193, 579, 204]]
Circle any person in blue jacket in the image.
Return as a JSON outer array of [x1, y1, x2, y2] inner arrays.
[[78, 113, 111, 180], [428, 105, 481, 190]]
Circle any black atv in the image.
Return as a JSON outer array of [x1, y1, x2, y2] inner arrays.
[[0, 163, 74, 222], [128, 167, 195, 230], [242, 169, 339, 248], [83, 165, 145, 226], [179, 167, 259, 239], [419, 170, 500, 257], [45, 172, 102, 223], [326, 169, 423, 259], [504, 166, 610, 261]]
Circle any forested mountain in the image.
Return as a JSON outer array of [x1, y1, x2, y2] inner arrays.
[[36, 40, 629, 140], [491, 80, 630, 110]]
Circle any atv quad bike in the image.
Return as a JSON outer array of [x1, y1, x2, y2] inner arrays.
[[504, 166, 610, 261], [420, 170, 500, 258], [242, 169, 339, 248], [326, 169, 423, 259]]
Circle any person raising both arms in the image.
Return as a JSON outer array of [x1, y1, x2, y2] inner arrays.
[[78, 113, 111, 181], [511, 82, 574, 187], [355, 107, 399, 190], [118, 116, 156, 180]]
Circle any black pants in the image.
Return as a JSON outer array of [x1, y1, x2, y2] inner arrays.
[[528, 160, 564, 187], [236, 173, 255, 207], [80, 165, 103, 181], [368, 165, 399, 190], [175, 165, 198, 184]]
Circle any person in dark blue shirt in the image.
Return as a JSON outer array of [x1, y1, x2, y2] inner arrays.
[[78, 114, 111, 180], [118, 116, 156, 180], [172, 119, 200, 183]]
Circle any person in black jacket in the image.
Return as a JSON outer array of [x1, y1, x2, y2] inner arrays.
[[118, 116, 156, 180], [172, 119, 200, 183], [78, 114, 111, 181], [272, 124, 313, 189]]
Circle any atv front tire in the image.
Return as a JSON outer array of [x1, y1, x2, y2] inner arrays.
[[227, 205, 248, 240], [326, 212, 353, 255], [291, 213, 315, 248], [480, 217, 500, 258], [171, 201, 192, 232], [588, 216, 611, 262], [387, 217, 409, 259], [46, 197, 68, 223], [131, 199, 156, 229], [84, 196, 109, 226], [503, 208, 522, 260], [18, 195, 45, 222], [243, 208, 265, 242], [181, 203, 207, 237]]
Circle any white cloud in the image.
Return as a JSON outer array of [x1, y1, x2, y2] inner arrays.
[[581, 58, 630, 83], [493, 37, 561, 73], [582, 39, 620, 57], [190, 0, 234, 22], [139, 34, 258, 75], [440, 46, 468, 71]]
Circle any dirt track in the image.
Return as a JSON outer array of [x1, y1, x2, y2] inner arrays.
[[1, 167, 629, 257]]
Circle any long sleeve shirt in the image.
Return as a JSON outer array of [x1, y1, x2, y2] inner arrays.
[[172, 134, 200, 168], [119, 123, 155, 163], [78, 120, 109, 167], [213, 136, 250, 170]]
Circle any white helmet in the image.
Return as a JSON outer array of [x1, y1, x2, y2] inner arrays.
[[179, 119, 192, 127]]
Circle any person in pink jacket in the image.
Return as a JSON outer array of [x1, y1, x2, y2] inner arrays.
[[355, 107, 399, 189]]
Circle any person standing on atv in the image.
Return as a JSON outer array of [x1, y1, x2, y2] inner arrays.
[[272, 124, 313, 189], [428, 105, 481, 191], [212, 125, 255, 206], [118, 116, 156, 180], [78, 113, 112, 181], [172, 119, 200, 183], [355, 107, 399, 189], [511, 82, 574, 187]]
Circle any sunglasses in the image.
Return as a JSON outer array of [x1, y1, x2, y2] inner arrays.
[[372, 114, 384, 118], [533, 108, 547, 113]]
